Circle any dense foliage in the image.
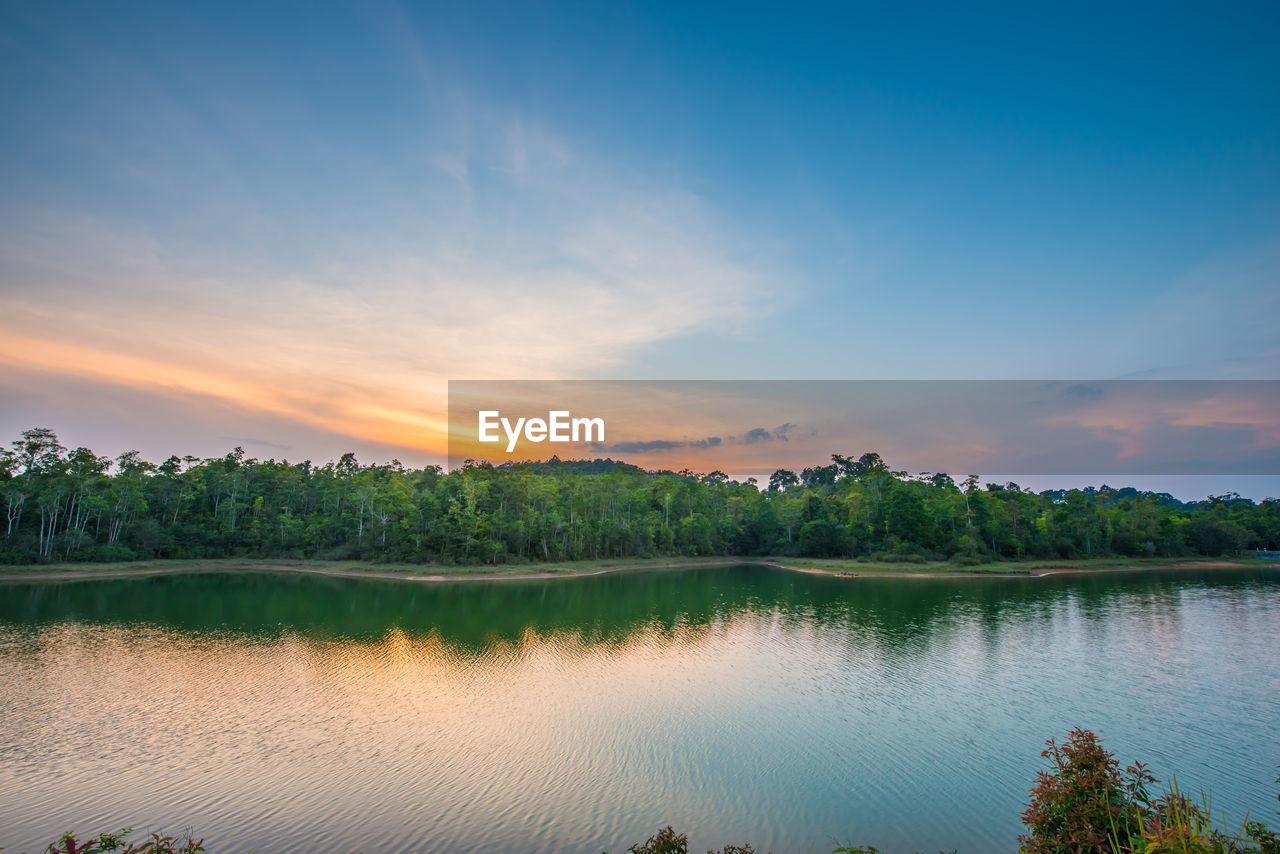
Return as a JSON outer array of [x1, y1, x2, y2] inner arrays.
[[41, 828, 204, 854], [1019, 729, 1280, 854], [1019, 728, 1153, 853], [2, 428, 1276, 565]]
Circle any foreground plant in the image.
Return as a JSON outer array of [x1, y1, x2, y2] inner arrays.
[[44, 829, 203, 854], [1018, 728, 1278, 854], [1108, 775, 1280, 854], [1018, 727, 1152, 853], [619, 825, 755, 854]]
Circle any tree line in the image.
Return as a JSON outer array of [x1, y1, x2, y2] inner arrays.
[[2, 427, 1276, 565]]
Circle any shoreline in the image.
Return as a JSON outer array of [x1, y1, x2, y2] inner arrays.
[[776, 559, 1267, 579], [0, 557, 1269, 584]]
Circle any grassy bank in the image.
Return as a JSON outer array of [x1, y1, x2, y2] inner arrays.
[[773, 555, 1265, 577], [0, 555, 1266, 583]]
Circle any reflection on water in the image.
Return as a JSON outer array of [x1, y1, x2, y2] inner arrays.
[[1, 566, 1277, 854]]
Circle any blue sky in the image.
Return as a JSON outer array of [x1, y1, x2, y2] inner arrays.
[[2, 1, 1278, 493]]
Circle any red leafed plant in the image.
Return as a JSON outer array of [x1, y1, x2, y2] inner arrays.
[[1018, 728, 1152, 854]]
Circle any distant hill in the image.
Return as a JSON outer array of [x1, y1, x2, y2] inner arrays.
[[496, 456, 648, 476]]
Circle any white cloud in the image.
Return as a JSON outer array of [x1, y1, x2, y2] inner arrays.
[[0, 101, 779, 453]]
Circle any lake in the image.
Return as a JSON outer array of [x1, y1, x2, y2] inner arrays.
[[1, 565, 1277, 853]]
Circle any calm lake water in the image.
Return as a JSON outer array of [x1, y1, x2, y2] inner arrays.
[[1, 565, 1278, 854]]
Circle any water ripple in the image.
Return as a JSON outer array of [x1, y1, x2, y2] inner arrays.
[[1, 566, 1277, 854]]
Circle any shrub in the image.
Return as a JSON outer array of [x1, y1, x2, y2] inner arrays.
[[43, 829, 203, 854], [86, 544, 139, 563], [1020, 730, 1279, 854], [869, 551, 927, 564], [1018, 728, 1149, 854], [614, 827, 755, 854], [627, 826, 688, 854], [1119, 777, 1280, 854]]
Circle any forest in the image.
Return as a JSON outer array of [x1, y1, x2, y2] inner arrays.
[[2, 427, 1276, 566]]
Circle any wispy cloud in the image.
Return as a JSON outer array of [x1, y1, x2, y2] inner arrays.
[[0, 98, 779, 458], [594, 423, 800, 455]]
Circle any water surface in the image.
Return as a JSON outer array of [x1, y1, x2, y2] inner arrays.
[[1, 565, 1277, 853]]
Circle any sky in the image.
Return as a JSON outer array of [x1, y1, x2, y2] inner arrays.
[[447, 380, 1280, 474], [2, 1, 1279, 497]]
